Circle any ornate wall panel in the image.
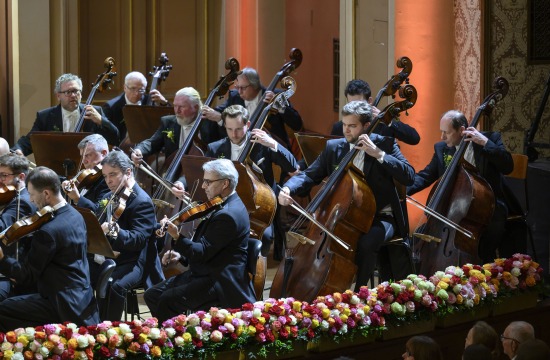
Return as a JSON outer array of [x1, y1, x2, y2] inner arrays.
[[454, 0, 482, 121], [488, 0, 550, 156]]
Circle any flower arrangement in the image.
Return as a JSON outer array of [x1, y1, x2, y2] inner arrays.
[[0, 254, 543, 360]]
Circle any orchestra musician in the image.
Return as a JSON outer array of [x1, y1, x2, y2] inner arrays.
[[131, 87, 225, 193], [102, 71, 171, 143], [0, 167, 100, 331], [61, 134, 110, 207], [331, 79, 420, 145], [144, 159, 256, 322], [278, 100, 415, 291], [202, 67, 303, 150], [88, 150, 158, 320], [0, 154, 37, 300], [407, 110, 515, 263], [11, 73, 120, 156], [0, 137, 9, 156], [206, 104, 299, 255]]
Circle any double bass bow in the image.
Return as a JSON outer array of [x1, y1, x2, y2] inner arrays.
[[410, 77, 509, 276], [270, 84, 418, 302], [74, 57, 117, 132]]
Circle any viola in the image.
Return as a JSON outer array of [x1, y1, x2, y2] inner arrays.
[[64, 165, 103, 192], [0, 185, 17, 205], [0, 206, 55, 246], [156, 196, 223, 237], [74, 57, 117, 132]]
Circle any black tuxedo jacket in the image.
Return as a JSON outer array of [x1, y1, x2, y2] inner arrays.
[[102, 93, 156, 143], [215, 89, 303, 148], [174, 192, 256, 308], [206, 137, 298, 191], [0, 204, 99, 326], [407, 132, 513, 203], [134, 115, 224, 159], [331, 120, 420, 145], [13, 104, 119, 155]]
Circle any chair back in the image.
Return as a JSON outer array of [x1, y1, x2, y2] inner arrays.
[[96, 259, 116, 299], [507, 153, 529, 180], [247, 238, 266, 300]]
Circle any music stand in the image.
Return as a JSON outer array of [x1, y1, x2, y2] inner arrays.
[[123, 105, 174, 143], [30, 132, 91, 177], [294, 132, 341, 167], [74, 206, 119, 259]]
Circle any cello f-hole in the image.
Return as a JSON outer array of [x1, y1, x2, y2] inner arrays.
[[441, 227, 453, 257]]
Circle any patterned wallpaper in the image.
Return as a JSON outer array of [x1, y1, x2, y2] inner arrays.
[[488, 0, 550, 157], [454, 0, 482, 122]]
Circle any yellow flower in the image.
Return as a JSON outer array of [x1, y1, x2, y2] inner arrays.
[[258, 317, 266, 325], [526, 276, 536, 287], [293, 301, 302, 311], [150, 346, 162, 357], [162, 129, 175, 143], [17, 336, 29, 347], [138, 333, 148, 344], [3, 350, 14, 359], [321, 308, 330, 319], [363, 305, 370, 313], [182, 333, 192, 343], [437, 281, 449, 290], [311, 319, 320, 328], [340, 314, 348, 322], [67, 338, 78, 350], [247, 325, 256, 335], [456, 294, 463, 304], [264, 303, 272, 312], [502, 272, 512, 281]]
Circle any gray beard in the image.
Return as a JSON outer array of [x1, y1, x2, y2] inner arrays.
[[176, 115, 194, 126]]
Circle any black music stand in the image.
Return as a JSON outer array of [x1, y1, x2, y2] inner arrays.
[[74, 206, 119, 259], [30, 132, 91, 177], [122, 105, 174, 143]]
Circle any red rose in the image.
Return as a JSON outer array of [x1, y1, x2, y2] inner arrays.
[[241, 303, 254, 311], [99, 346, 110, 358]]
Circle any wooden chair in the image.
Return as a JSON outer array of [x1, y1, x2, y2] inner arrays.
[[504, 153, 537, 260]]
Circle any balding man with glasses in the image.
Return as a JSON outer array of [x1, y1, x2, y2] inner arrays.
[[103, 71, 171, 143], [12, 73, 119, 156], [501, 321, 535, 359]]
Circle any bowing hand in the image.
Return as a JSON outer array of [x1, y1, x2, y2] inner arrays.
[[162, 250, 181, 266]]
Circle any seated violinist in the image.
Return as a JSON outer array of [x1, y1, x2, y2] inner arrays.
[[62, 134, 110, 207], [144, 159, 256, 322], [0, 166, 99, 331], [278, 100, 415, 291], [11, 73, 119, 156], [0, 153, 37, 300], [81, 150, 157, 321], [206, 105, 299, 255], [407, 110, 514, 263]]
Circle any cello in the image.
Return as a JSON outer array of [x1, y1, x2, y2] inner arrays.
[[411, 77, 509, 276], [270, 84, 418, 302], [74, 57, 117, 132]]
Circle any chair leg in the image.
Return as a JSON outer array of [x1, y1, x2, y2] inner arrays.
[[526, 219, 538, 262]]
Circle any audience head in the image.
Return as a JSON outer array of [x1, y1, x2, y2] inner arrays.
[[465, 321, 501, 360], [403, 335, 443, 360], [344, 79, 372, 102], [502, 321, 535, 359], [516, 338, 550, 360], [463, 344, 493, 360]]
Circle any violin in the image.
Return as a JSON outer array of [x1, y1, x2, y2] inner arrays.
[[64, 165, 103, 192], [156, 196, 223, 237], [0, 185, 17, 206], [106, 186, 133, 237], [0, 206, 55, 246]]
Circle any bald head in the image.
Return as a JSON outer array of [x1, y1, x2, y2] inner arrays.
[[503, 321, 535, 359], [0, 137, 9, 156]]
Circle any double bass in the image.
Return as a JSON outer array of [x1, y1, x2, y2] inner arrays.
[[270, 84, 418, 302], [411, 77, 509, 276], [74, 57, 117, 132], [151, 57, 241, 221]]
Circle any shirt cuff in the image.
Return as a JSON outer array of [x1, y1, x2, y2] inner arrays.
[[377, 151, 386, 163]]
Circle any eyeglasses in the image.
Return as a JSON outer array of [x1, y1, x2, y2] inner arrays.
[[202, 178, 226, 186], [500, 334, 519, 343], [125, 85, 146, 94], [58, 89, 82, 96], [234, 84, 252, 91], [0, 173, 15, 180]]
